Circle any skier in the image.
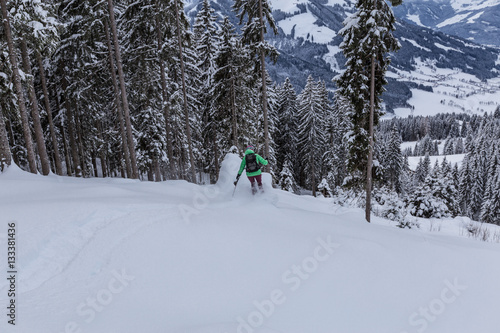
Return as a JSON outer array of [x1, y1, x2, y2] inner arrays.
[[234, 145, 269, 194]]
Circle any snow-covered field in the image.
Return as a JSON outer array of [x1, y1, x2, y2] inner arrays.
[[400, 141, 466, 170], [277, 12, 337, 44], [1, 154, 500, 333], [388, 59, 500, 118]]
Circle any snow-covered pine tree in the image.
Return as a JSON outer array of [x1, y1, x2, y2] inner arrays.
[[399, 154, 413, 196], [278, 160, 298, 193], [172, 0, 199, 182], [415, 134, 437, 156], [275, 78, 298, 178], [317, 178, 333, 198], [193, 0, 219, 182], [233, 0, 279, 166], [296, 76, 327, 196], [106, 0, 139, 178], [148, 0, 200, 181], [455, 138, 464, 154], [33, 22, 64, 176], [9, 0, 62, 176], [212, 16, 255, 155], [102, 17, 131, 178], [384, 124, 404, 193], [326, 93, 351, 189], [458, 152, 473, 216], [0, 46, 14, 171], [480, 143, 500, 224], [256, 71, 278, 175], [468, 136, 488, 221], [118, 0, 174, 180], [0, 108, 10, 172], [408, 165, 458, 219], [0, 0, 38, 174], [336, 0, 400, 221], [414, 153, 431, 184], [443, 136, 454, 155], [135, 105, 167, 181], [316, 80, 332, 178], [493, 106, 500, 119]]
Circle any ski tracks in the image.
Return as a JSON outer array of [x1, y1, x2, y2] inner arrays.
[[0, 204, 181, 296]]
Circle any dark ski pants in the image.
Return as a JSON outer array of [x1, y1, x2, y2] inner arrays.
[[248, 174, 263, 189]]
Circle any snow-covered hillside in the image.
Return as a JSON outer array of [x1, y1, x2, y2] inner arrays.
[[1, 154, 500, 333], [393, 0, 500, 46], [388, 59, 500, 118]]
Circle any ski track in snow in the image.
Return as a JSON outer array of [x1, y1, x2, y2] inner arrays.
[[1, 155, 500, 333]]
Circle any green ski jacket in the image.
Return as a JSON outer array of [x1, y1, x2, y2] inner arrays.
[[238, 149, 268, 177]]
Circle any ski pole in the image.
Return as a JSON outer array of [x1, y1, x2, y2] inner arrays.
[[232, 178, 239, 197]]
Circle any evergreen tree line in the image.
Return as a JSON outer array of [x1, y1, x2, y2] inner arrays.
[[1, 0, 498, 225], [378, 112, 489, 142], [0, 0, 278, 182], [372, 109, 500, 225], [274, 83, 500, 225]]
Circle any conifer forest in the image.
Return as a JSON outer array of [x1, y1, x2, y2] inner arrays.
[[1, 0, 499, 226]]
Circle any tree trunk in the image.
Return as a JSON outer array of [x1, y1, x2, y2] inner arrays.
[[91, 153, 98, 177], [174, 0, 196, 183], [54, 89, 72, 176], [213, 130, 219, 183], [311, 153, 316, 197], [154, 158, 161, 182], [231, 76, 237, 148], [61, 124, 72, 176], [60, 68, 82, 177], [1, 0, 37, 174], [107, 0, 138, 179], [97, 120, 107, 178], [36, 50, 63, 176], [155, 1, 175, 178], [365, 55, 375, 223], [258, 0, 270, 171], [0, 106, 12, 171], [104, 18, 131, 178], [74, 104, 86, 176], [19, 36, 51, 175], [6, 119, 19, 166]]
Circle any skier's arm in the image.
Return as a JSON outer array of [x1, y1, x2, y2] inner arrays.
[[257, 154, 268, 166], [237, 157, 246, 176]]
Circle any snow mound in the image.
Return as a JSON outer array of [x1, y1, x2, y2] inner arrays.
[[217, 153, 274, 198], [217, 153, 243, 190]]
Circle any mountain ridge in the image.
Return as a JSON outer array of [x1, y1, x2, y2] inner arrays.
[[393, 0, 500, 47], [187, 0, 500, 115]]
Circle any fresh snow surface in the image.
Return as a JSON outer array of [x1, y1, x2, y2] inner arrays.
[[277, 11, 336, 44], [323, 45, 342, 71], [449, 0, 499, 12], [436, 13, 471, 28], [389, 58, 500, 118], [406, 14, 427, 27], [407, 154, 466, 171], [1, 154, 500, 333], [270, 0, 307, 14]]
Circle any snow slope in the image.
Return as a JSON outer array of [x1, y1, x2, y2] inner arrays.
[[387, 58, 500, 118], [1, 154, 500, 333]]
